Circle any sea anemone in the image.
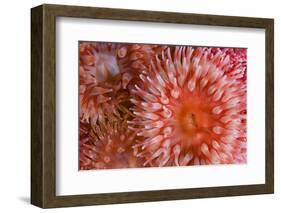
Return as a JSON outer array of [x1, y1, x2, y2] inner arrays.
[[130, 46, 247, 167], [79, 42, 162, 169], [80, 42, 128, 124], [79, 42, 247, 170], [79, 113, 140, 170], [114, 43, 165, 90], [79, 42, 161, 124], [211, 48, 247, 82]]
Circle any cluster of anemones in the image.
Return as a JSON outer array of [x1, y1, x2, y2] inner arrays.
[[79, 42, 247, 170]]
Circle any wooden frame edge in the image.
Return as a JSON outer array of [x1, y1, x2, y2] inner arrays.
[[265, 19, 274, 194], [31, 5, 44, 208]]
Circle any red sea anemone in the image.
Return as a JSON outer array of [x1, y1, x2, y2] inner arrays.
[[130, 46, 247, 167]]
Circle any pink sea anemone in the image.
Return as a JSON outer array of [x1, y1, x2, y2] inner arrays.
[[79, 42, 160, 124], [80, 42, 129, 124], [79, 115, 141, 170], [79, 42, 247, 170], [79, 42, 162, 169], [130, 46, 247, 167]]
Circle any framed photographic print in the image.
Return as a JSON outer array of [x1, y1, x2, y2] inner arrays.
[[31, 4, 274, 208]]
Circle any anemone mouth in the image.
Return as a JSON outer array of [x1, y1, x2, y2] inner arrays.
[[175, 102, 213, 153], [175, 93, 213, 134]]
